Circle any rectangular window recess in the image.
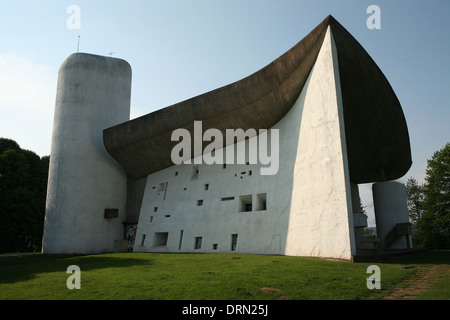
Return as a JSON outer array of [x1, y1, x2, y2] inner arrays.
[[157, 183, 165, 191], [178, 230, 184, 250], [256, 193, 267, 211], [221, 197, 235, 201], [195, 237, 202, 249], [163, 182, 168, 200], [153, 232, 168, 247], [191, 166, 199, 180], [197, 200, 204, 206], [104, 208, 119, 219], [231, 234, 238, 252], [165, 215, 171, 218], [238, 195, 252, 212]]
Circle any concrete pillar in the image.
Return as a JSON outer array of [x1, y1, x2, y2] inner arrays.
[[42, 53, 131, 254], [372, 181, 411, 249]]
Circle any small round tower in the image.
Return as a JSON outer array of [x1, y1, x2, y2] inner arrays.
[[42, 53, 131, 254], [373, 181, 412, 249]]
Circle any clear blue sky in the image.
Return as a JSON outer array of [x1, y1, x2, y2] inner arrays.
[[1, 1, 449, 220]]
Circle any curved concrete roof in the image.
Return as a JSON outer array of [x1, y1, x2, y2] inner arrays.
[[103, 15, 411, 184]]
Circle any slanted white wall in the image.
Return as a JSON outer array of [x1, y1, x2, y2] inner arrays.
[[42, 53, 131, 254], [134, 27, 356, 260], [285, 26, 356, 260], [133, 136, 292, 255], [133, 89, 304, 255]]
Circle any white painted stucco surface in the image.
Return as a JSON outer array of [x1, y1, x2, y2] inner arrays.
[[284, 26, 355, 259], [42, 53, 131, 254], [134, 27, 356, 260], [373, 181, 412, 249]]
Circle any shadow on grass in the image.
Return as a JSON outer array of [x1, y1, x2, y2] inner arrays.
[[0, 253, 152, 285], [379, 250, 450, 266]]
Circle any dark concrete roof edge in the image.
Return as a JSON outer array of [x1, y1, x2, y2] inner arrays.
[[102, 15, 412, 182], [103, 15, 333, 152]]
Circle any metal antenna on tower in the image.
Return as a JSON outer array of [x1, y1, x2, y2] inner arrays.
[[77, 35, 80, 53]]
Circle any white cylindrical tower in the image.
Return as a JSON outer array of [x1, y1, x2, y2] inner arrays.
[[373, 181, 412, 249], [42, 53, 131, 254]]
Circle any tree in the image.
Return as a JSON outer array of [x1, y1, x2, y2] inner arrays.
[[421, 143, 450, 248], [0, 138, 49, 253], [405, 177, 425, 225], [407, 143, 450, 249]]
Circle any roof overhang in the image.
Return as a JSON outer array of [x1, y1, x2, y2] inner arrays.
[[103, 15, 412, 184]]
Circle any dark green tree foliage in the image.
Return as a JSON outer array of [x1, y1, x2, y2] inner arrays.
[[0, 138, 49, 253], [406, 143, 450, 249], [405, 177, 425, 225]]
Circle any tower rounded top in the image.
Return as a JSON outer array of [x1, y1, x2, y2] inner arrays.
[[59, 52, 131, 77]]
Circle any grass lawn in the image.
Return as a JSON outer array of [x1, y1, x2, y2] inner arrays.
[[0, 250, 449, 300]]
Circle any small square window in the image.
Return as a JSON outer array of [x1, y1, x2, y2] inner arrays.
[[238, 195, 252, 212], [191, 166, 199, 180], [153, 232, 168, 247], [205, 184, 209, 190], [157, 183, 165, 191], [195, 237, 202, 249], [104, 208, 119, 219], [197, 200, 204, 206], [256, 193, 267, 211]]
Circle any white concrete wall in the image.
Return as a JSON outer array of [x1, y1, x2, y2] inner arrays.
[[373, 181, 411, 248], [42, 53, 131, 254], [133, 136, 291, 255], [134, 27, 356, 260], [284, 26, 355, 260]]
